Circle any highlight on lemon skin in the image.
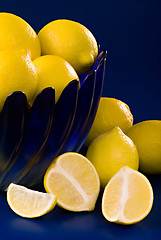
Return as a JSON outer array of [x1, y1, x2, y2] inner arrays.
[[38, 19, 98, 75], [44, 152, 100, 212], [7, 183, 57, 218], [102, 166, 154, 225]]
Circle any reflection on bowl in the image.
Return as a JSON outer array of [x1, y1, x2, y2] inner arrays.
[[0, 51, 107, 191]]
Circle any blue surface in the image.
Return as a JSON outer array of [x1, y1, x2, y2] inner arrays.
[[0, 174, 161, 240], [0, 0, 161, 239]]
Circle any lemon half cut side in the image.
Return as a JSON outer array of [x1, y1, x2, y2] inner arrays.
[[44, 152, 100, 212], [102, 166, 153, 225]]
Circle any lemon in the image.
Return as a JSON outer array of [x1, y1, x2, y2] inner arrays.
[[86, 126, 139, 187], [44, 152, 100, 212], [0, 50, 38, 111], [7, 183, 57, 218], [38, 19, 98, 75], [126, 120, 161, 174], [85, 97, 133, 146], [0, 12, 41, 60], [33, 55, 79, 103], [102, 166, 153, 225]]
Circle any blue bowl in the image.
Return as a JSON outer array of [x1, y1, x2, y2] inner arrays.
[[0, 51, 107, 191]]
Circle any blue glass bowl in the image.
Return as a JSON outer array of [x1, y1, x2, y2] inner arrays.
[[0, 51, 107, 191]]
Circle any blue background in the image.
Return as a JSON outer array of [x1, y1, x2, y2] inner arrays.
[[2, 0, 161, 124], [1, 0, 161, 239]]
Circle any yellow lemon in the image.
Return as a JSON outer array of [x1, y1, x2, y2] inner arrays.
[[44, 152, 100, 212], [0, 12, 41, 60], [126, 120, 161, 174], [85, 97, 133, 146], [7, 183, 57, 218], [86, 126, 139, 187], [102, 166, 153, 225], [33, 55, 79, 103], [38, 19, 98, 75], [0, 50, 38, 111]]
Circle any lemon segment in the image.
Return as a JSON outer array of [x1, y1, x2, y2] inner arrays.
[[44, 152, 100, 212], [85, 97, 133, 146], [126, 120, 161, 174], [86, 126, 139, 187], [7, 183, 57, 218], [102, 166, 154, 225], [38, 19, 98, 75]]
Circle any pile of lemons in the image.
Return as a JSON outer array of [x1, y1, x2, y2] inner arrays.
[[0, 12, 98, 111], [2, 12, 159, 226]]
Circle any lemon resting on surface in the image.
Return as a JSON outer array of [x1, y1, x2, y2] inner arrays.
[[102, 166, 153, 225], [7, 183, 57, 218], [44, 152, 100, 212], [0, 12, 41, 60], [85, 97, 133, 146], [33, 55, 79, 103], [38, 19, 98, 75], [126, 120, 161, 174], [0, 50, 38, 111], [86, 126, 139, 187]]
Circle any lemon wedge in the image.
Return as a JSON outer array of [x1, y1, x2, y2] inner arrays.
[[44, 152, 100, 212], [7, 183, 57, 218], [102, 166, 153, 224]]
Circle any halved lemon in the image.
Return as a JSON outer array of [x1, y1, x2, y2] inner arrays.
[[7, 183, 57, 218], [44, 152, 100, 212], [102, 166, 153, 224]]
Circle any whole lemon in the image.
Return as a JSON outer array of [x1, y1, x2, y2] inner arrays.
[[85, 97, 133, 146], [0, 50, 38, 111], [0, 12, 41, 60], [38, 19, 98, 75], [126, 120, 161, 174], [86, 126, 139, 187], [33, 55, 79, 103]]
